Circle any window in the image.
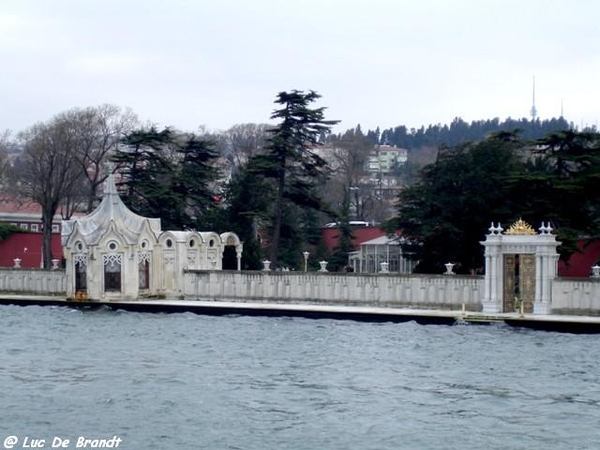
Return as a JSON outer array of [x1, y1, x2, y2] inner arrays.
[[103, 255, 122, 292], [75, 261, 87, 292], [139, 259, 150, 289], [51, 224, 60, 233], [30, 224, 39, 232], [19, 224, 28, 230]]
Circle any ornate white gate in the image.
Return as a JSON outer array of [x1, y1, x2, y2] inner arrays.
[[481, 220, 560, 314]]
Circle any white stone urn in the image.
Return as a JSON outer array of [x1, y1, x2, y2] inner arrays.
[[380, 262, 389, 273], [592, 265, 600, 279], [13, 258, 21, 269], [51, 259, 60, 270], [262, 260, 271, 271], [318, 260, 328, 272], [444, 262, 455, 275]]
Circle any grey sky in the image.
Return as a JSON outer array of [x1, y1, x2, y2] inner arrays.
[[1, 0, 598, 135]]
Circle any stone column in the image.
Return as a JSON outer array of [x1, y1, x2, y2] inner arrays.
[[481, 230, 503, 314], [235, 244, 243, 271]]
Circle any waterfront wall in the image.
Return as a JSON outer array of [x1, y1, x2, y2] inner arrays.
[[0, 268, 66, 295], [1, 268, 600, 316], [551, 278, 600, 315], [183, 271, 484, 310]]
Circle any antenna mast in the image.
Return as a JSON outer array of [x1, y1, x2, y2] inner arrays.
[[530, 76, 537, 121]]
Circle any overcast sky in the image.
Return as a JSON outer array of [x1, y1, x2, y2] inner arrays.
[[2, 0, 598, 135]]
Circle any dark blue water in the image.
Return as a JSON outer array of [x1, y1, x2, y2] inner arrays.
[[1, 304, 600, 450]]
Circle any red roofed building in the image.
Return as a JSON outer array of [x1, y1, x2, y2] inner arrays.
[[321, 223, 387, 251], [0, 196, 65, 268]]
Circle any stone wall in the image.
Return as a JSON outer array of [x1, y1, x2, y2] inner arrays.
[[551, 278, 600, 316], [0, 269, 66, 295], [2, 268, 600, 316], [183, 271, 484, 310]]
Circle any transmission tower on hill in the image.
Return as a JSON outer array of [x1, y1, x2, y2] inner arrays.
[[530, 76, 538, 121]]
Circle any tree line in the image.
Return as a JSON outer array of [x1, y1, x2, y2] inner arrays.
[[331, 116, 574, 149], [387, 130, 600, 273], [1, 93, 340, 270], [2, 93, 598, 274]]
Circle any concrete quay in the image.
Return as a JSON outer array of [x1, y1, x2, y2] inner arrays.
[[2, 294, 600, 334]]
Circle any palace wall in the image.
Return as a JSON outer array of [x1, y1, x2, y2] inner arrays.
[[1, 268, 600, 316], [183, 271, 483, 310], [551, 278, 600, 315], [0, 268, 66, 294]]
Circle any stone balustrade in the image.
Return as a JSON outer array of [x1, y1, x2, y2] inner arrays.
[[551, 278, 600, 315], [0, 268, 66, 295], [183, 270, 484, 310], [2, 267, 600, 316]]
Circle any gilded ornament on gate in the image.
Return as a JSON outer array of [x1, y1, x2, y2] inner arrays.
[[504, 219, 536, 235]]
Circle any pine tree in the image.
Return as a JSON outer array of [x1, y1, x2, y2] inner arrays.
[[113, 127, 220, 230], [258, 90, 339, 265]]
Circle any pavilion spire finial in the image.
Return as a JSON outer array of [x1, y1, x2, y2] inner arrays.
[[104, 163, 118, 195]]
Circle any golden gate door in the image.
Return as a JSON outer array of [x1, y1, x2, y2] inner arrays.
[[520, 254, 535, 313], [503, 254, 516, 312]]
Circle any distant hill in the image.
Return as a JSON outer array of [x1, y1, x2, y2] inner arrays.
[[361, 116, 572, 150]]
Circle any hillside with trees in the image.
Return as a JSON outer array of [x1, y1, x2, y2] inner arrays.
[[352, 116, 573, 149], [4, 92, 597, 272], [386, 130, 600, 274]]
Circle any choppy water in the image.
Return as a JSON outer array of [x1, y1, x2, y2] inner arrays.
[[1, 304, 600, 450]]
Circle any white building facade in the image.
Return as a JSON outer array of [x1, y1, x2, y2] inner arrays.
[[61, 173, 242, 301]]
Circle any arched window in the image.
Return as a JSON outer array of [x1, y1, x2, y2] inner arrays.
[[139, 254, 150, 289], [74, 254, 87, 292], [103, 254, 122, 292]]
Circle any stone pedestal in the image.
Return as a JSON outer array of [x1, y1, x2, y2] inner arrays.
[[533, 302, 551, 315], [482, 301, 502, 314]]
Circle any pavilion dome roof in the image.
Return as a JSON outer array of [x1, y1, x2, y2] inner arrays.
[[62, 173, 162, 246]]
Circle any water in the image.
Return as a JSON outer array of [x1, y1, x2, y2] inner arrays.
[[1, 305, 600, 450]]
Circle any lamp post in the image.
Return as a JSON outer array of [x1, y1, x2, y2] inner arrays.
[[303, 251, 309, 272]]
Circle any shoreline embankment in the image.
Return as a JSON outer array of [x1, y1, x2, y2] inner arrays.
[[3, 295, 600, 334]]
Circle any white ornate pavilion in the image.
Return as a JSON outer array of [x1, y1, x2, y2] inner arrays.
[[61, 173, 243, 301]]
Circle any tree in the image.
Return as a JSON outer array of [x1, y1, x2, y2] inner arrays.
[[112, 127, 177, 221], [216, 157, 274, 269], [16, 118, 86, 268], [69, 104, 138, 212], [113, 127, 220, 230], [327, 125, 373, 220], [510, 130, 600, 259], [221, 123, 270, 174], [175, 134, 221, 230], [0, 130, 11, 187], [256, 90, 339, 265], [327, 190, 356, 272], [387, 132, 525, 273]]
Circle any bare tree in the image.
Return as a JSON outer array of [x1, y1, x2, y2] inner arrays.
[[327, 126, 373, 220], [17, 118, 86, 268], [222, 123, 271, 170], [0, 130, 11, 189], [66, 104, 139, 212]]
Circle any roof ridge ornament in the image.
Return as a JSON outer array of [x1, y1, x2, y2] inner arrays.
[[505, 218, 536, 235], [488, 222, 503, 235], [539, 221, 554, 235]]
